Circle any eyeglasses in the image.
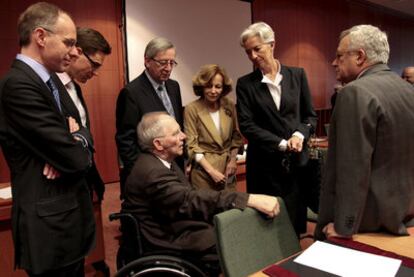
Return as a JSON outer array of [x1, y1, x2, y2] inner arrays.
[[335, 50, 358, 60], [41, 27, 77, 48], [156, 128, 184, 139], [83, 52, 102, 71], [151, 58, 178, 68]]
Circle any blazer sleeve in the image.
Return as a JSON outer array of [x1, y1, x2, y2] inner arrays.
[[297, 68, 317, 139], [115, 87, 141, 172], [2, 75, 91, 174], [183, 102, 204, 161], [324, 85, 376, 236], [169, 81, 184, 128], [143, 165, 249, 222], [228, 100, 243, 150]]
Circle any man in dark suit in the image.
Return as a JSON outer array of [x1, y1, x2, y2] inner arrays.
[[236, 22, 317, 234], [0, 3, 95, 276], [116, 37, 183, 198], [55, 27, 111, 276], [122, 112, 280, 271], [315, 25, 414, 240], [56, 27, 112, 202]]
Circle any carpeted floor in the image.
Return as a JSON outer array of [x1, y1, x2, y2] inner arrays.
[[86, 182, 122, 276]]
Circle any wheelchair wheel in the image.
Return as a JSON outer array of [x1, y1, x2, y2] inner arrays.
[[115, 255, 207, 277]]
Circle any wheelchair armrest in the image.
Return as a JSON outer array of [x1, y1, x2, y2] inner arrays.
[[109, 212, 144, 256], [109, 213, 139, 228]]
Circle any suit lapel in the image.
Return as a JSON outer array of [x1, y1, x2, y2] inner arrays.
[[197, 101, 224, 146], [279, 65, 291, 114], [252, 69, 290, 132], [165, 80, 181, 117], [13, 60, 64, 117], [73, 82, 90, 129], [141, 73, 166, 109], [171, 161, 189, 185], [219, 98, 232, 143], [52, 74, 81, 123], [252, 70, 280, 118]]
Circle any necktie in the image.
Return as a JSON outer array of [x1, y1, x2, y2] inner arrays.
[[46, 78, 62, 112], [66, 80, 76, 92], [156, 85, 175, 117]]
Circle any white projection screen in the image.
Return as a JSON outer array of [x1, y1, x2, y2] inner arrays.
[[124, 0, 252, 105]]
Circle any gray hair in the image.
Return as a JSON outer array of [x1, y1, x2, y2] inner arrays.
[[240, 22, 275, 46], [144, 37, 175, 59], [340, 24, 389, 64], [137, 112, 170, 152], [18, 2, 70, 47]]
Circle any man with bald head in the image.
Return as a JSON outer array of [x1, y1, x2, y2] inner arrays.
[[402, 66, 414, 85], [316, 25, 414, 240], [0, 2, 95, 276]]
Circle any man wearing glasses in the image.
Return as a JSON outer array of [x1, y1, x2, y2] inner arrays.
[[315, 25, 414, 240], [56, 27, 111, 202], [0, 3, 94, 276], [116, 37, 183, 198], [55, 27, 111, 276]]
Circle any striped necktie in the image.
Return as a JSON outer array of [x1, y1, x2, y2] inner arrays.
[[156, 85, 175, 117], [46, 78, 62, 112]]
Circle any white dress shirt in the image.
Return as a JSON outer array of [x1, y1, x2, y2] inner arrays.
[[56, 72, 87, 127]]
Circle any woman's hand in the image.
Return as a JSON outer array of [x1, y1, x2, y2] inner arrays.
[[287, 135, 303, 152], [225, 158, 237, 177], [208, 168, 227, 185]]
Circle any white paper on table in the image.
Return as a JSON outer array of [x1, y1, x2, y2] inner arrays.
[[294, 240, 401, 277], [0, 186, 12, 199]]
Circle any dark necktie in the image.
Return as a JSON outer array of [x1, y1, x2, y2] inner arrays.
[[46, 78, 62, 112], [156, 85, 175, 117]]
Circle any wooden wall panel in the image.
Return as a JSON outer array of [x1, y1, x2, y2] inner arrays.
[[0, 0, 125, 183], [252, 0, 414, 113], [1, 0, 413, 183]]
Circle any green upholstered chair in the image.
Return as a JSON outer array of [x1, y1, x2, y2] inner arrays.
[[213, 197, 301, 277]]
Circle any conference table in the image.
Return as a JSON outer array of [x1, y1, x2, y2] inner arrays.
[[250, 227, 414, 277]]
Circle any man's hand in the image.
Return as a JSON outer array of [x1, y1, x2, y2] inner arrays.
[[185, 163, 192, 178], [322, 222, 352, 239], [67, 116, 80, 133], [43, 163, 60, 179], [247, 194, 280, 218], [287, 135, 303, 152]]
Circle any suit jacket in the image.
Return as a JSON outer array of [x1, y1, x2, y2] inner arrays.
[[55, 75, 105, 200], [121, 153, 248, 252], [184, 97, 243, 190], [0, 60, 95, 274], [115, 71, 183, 191], [315, 64, 414, 239], [236, 65, 317, 233]]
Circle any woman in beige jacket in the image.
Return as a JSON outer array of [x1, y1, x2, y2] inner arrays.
[[184, 64, 243, 191]]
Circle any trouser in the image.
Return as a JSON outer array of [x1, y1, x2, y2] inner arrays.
[[26, 259, 84, 277]]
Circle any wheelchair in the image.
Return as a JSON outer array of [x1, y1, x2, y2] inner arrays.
[[109, 212, 220, 277]]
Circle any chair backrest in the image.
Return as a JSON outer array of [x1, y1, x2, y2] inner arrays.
[[213, 197, 301, 277]]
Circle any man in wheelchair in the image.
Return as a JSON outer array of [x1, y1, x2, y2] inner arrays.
[[119, 112, 280, 276]]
